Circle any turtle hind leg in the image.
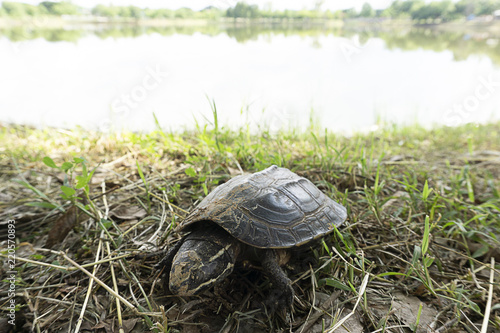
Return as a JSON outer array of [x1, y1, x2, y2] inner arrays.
[[262, 249, 294, 311]]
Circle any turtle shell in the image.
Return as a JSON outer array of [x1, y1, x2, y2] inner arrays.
[[179, 165, 347, 249]]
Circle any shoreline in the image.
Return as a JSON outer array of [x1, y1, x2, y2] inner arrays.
[[0, 16, 345, 29], [2, 16, 500, 32]]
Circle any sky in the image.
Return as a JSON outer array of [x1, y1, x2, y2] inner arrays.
[[1, 0, 421, 11]]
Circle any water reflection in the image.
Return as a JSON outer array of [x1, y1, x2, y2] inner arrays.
[[1, 22, 499, 133], [2, 24, 500, 65]]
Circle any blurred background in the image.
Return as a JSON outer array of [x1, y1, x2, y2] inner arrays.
[[1, 0, 499, 134]]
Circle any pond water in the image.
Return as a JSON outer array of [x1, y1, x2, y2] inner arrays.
[[1, 24, 500, 133]]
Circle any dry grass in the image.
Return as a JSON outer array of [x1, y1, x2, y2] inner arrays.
[[1, 122, 499, 332]]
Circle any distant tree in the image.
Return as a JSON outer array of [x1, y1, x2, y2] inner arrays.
[[91, 5, 120, 18], [342, 8, 358, 19], [330, 10, 344, 19], [227, 2, 259, 18], [454, 0, 474, 16], [200, 6, 223, 19], [382, 0, 424, 18], [296, 9, 320, 19], [118, 6, 131, 17], [3, 0, 488, 21], [40, 2, 79, 15], [314, 0, 325, 12], [453, 0, 500, 16], [411, 1, 457, 21], [175, 8, 194, 18], [2, 2, 47, 16], [475, 0, 500, 15], [360, 3, 375, 17], [144, 8, 173, 19], [2, 2, 28, 17], [401, 0, 425, 13], [127, 6, 143, 19]]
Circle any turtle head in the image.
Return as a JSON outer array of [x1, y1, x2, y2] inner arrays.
[[169, 226, 240, 296]]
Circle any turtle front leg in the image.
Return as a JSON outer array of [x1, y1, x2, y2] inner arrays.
[[262, 249, 294, 309]]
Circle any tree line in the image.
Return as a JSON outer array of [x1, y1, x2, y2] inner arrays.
[[367, 0, 500, 21], [1, 0, 500, 22]]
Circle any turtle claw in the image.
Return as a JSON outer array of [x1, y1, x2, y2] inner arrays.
[[266, 284, 294, 312]]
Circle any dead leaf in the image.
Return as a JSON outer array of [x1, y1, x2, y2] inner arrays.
[[227, 166, 242, 176], [90, 168, 112, 185], [381, 191, 410, 215], [322, 312, 365, 333], [392, 292, 438, 333], [92, 320, 112, 331], [182, 326, 202, 333], [110, 205, 147, 220], [45, 206, 78, 248], [0, 192, 13, 202], [0, 318, 11, 333], [122, 318, 140, 333], [386, 155, 415, 162], [465, 238, 500, 262], [92, 318, 139, 333]]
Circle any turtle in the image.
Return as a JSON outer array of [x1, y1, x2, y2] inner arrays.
[[155, 165, 347, 307]]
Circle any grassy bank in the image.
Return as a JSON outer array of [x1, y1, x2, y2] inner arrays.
[[0, 16, 345, 28], [343, 17, 500, 32], [1, 122, 499, 332]]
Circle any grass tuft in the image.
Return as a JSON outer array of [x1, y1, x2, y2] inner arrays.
[[1, 121, 499, 332]]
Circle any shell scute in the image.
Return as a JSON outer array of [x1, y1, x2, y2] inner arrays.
[[242, 190, 303, 226], [180, 165, 347, 248]]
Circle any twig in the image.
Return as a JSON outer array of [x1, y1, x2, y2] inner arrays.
[[33, 273, 56, 329], [480, 257, 495, 333], [55, 249, 137, 311], [17, 283, 66, 291], [74, 234, 104, 333], [4, 252, 133, 271], [361, 240, 417, 251], [34, 296, 76, 306], [296, 266, 319, 333], [106, 241, 125, 333], [24, 290, 41, 333], [434, 244, 500, 276], [140, 186, 189, 216], [326, 274, 369, 333], [138, 190, 168, 251], [469, 268, 486, 292], [101, 180, 110, 220], [329, 246, 388, 284], [435, 316, 459, 332], [67, 285, 79, 333], [371, 325, 411, 332], [428, 303, 454, 332], [296, 290, 342, 333], [0, 254, 68, 270]]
